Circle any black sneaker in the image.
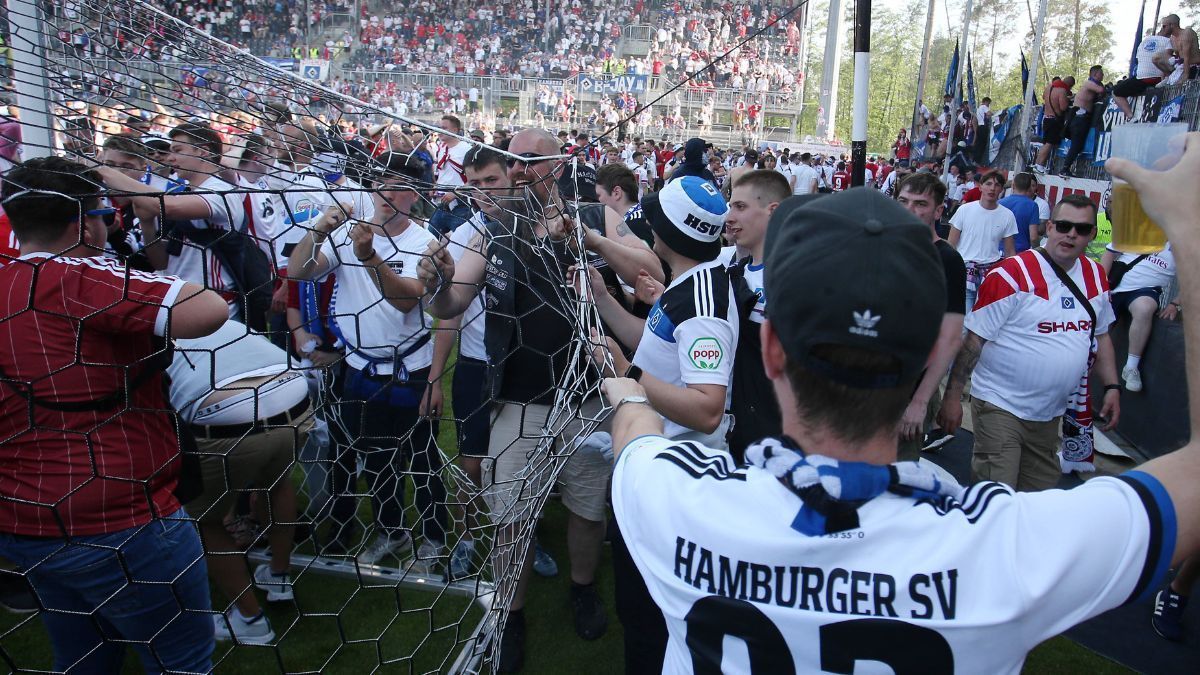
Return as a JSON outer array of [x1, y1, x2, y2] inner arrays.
[[570, 582, 608, 641], [497, 610, 525, 673], [0, 575, 37, 614], [921, 429, 953, 452], [1152, 588, 1188, 641]]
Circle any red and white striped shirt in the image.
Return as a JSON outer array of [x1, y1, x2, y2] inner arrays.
[[0, 253, 186, 536], [966, 251, 1115, 422]]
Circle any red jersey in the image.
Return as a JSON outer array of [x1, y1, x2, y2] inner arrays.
[[0, 254, 186, 536], [0, 213, 19, 263], [962, 186, 982, 204], [831, 171, 851, 192]]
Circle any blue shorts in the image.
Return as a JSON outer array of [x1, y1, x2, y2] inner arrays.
[[452, 357, 492, 457], [1111, 287, 1161, 316]]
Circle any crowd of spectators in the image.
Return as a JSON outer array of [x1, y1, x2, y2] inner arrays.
[[342, 0, 803, 99]]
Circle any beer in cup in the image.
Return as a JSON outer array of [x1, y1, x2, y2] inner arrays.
[[1109, 123, 1187, 253]]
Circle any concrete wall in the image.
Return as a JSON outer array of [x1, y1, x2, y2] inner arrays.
[[1093, 315, 1190, 460]]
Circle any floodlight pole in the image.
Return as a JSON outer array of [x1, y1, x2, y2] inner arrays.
[[7, 0, 54, 158], [815, 0, 844, 141], [1014, 0, 1049, 175], [850, 0, 871, 186], [912, 0, 938, 136], [941, 0, 974, 182]]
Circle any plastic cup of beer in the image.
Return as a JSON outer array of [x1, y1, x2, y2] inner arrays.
[[1109, 123, 1187, 253]]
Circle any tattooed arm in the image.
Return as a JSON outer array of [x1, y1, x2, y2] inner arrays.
[[581, 207, 666, 287], [936, 330, 986, 435]]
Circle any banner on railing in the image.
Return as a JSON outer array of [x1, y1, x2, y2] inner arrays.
[[1093, 90, 1186, 166], [261, 57, 298, 73], [578, 74, 649, 95], [300, 59, 330, 81], [989, 104, 1020, 164]]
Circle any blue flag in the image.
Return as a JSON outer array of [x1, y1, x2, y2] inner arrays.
[[1129, 0, 1148, 78], [1020, 52, 1038, 106], [944, 39, 960, 99], [967, 53, 977, 108]]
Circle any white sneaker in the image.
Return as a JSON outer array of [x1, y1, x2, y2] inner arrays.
[[253, 564, 293, 602], [410, 540, 444, 576], [1123, 366, 1143, 392], [1032, 164, 1046, 174], [213, 610, 275, 645], [356, 531, 413, 566]]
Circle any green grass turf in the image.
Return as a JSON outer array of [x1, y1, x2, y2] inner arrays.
[[0, 495, 1133, 674], [0, 349, 1137, 673]]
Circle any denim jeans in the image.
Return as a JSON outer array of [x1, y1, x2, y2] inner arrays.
[[427, 201, 473, 238], [0, 509, 213, 673]]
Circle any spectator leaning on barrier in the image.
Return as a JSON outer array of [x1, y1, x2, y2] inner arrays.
[[1101, 242, 1179, 393], [1033, 76, 1073, 175], [0, 157, 230, 672], [167, 319, 314, 645], [1161, 13, 1200, 80], [939, 194, 1121, 492], [1061, 65, 1105, 178], [1114, 27, 1174, 122]]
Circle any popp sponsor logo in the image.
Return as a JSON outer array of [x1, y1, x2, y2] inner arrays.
[[688, 337, 723, 370]]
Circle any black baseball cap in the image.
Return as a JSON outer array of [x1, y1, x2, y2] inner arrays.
[[764, 187, 944, 389], [557, 161, 598, 203]]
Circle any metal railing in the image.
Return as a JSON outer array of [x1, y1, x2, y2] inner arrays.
[[1022, 79, 1200, 181], [346, 71, 524, 94]]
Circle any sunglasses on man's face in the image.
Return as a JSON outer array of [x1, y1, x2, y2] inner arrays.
[[1053, 219, 1095, 236], [506, 152, 549, 169]]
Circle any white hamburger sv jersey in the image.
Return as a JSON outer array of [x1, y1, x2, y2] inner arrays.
[[966, 251, 1115, 422], [277, 173, 376, 269], [613, 436, 1175, 675], [632, 259, 739, 446]]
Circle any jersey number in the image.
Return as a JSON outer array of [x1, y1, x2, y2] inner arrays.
[[685, 596, 953, 674]]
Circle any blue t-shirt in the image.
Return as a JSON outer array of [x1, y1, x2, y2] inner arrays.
[[999, 194, 1042, 252]]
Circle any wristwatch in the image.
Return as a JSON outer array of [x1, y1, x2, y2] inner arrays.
[[614, 395, 651, 412]]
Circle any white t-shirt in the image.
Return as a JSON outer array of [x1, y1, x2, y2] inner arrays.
[[1109, 244, 1175, 294], [632, 260, 739, 446], [612, 435, 1174, 675], [436, 140, 470, 193], [1035, 196, 1051, 222], [950, 201, 1018, 265], [791, 164, 819, 196], [319, 221, 436, 375], [966, 251, 1115, 421], [448, 215, 488, 361], [164, 176, 245, 297], [1135, 36, 1172, 79]]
